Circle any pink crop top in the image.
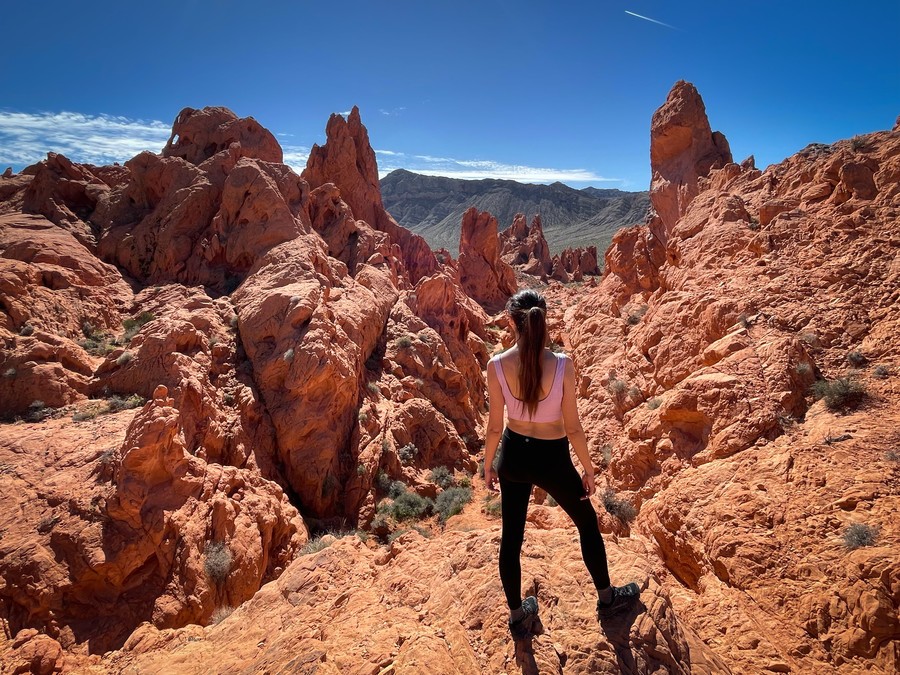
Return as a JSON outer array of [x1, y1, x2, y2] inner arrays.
[[491, 352, 567, 422]]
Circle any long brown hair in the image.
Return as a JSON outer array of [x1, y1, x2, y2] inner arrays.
[[507, 289, 548, 418]]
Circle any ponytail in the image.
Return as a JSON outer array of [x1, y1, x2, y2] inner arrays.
[[519, 306, 547, 417]]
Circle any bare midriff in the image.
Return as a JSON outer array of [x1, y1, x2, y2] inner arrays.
[[506, 416, 567, 440]]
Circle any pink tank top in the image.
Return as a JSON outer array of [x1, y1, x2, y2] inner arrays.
[[491, 352, 567, 422]]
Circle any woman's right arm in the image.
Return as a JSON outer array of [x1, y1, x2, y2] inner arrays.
[[483, 359, 504, 491], [561, 357, 595, 496]]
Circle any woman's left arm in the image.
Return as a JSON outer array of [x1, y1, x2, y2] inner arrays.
[[483, 360, 504, 491], [561, 357, 595, 496]]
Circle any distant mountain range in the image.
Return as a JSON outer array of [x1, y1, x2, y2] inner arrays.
[[380, 169, 650, 255]]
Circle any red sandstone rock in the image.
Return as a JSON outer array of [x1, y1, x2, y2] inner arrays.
[[457, 207, 516, 313], [303, 107, 438, 284], [649, 81, 732, 241], [162, 106, 283, 165], [499, 213, 552, 277]]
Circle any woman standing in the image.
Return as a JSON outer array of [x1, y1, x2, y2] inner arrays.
[[483, 289, 640, 640]]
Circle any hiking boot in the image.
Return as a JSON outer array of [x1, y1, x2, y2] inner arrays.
[[596, 583, 640, 620], [508, 595, 539, 640]]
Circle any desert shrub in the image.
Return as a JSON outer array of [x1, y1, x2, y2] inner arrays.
[[301, 535, 332, 555], [3, 367, 16, 379], [390, 491, 432, 521], [283, 348, 294, 362], [19, 323, 35, 336], [885, 450, 899, 462], [646, 398, 662, 410], [204, 541, 233, 583], [600, 444, 613, 467], [123, 312, 154, 341], [457, 474, 472, 488], [73, 408, 101, 422], [811, 377, 866, 411], [429, 466, 454, 489], [210, 606, 235, 625], [229, 314, 239, 330], [483, 495, 502, 518], [116, 351, 133, 366], [627, 386, 641, 399], [872, 365, 890, 379], [434, 486, 472, 522], [107, 394, 145, 412], [388, 480, 407, 499], [800, 332, 819, 348], [846, 350, 866, 367], [602, 488, 636, 524], [396, 335, 413, 349], [356, 464, 366, 477], [398, 443, 418, 464], [842, 523, 877, 550], [796, 362, 813, 377], [381, 437, 391, 452], [748, 217, 760, 231], [375, 470, 393, 494], [321, 474, 339, 498], [850, 136, 867, 151], [607, 378, 627, 396], [37, 514, 60, 534], [358, 411, 369, 424], [413, 525, 432, 538], [223, 392, 235, 406], [26, 401, 50, 423], [366, 381, 380, 395], [626, 305, 648, 326], [546, 495, 558, 507]]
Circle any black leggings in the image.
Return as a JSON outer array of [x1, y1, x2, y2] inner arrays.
[[496, 428, 611, 609]]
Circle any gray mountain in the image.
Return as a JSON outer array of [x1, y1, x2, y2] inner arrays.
[[380, 169, 650, 255]]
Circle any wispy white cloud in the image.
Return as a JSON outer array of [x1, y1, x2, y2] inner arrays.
[[379, 154, 619, 185], [379, 106, 407, 117], [337, 110, 352, 116], [624, 10, 678, 30], [0, 110, 171, 168], [375, 149, 404, 156], [282, 145, 310, 174]]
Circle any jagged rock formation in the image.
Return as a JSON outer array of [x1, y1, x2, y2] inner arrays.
[[0, 105, 490, 659], [303, 108, 438, 284], [499, 213, 552, 277], [381, 169, 650, 254], [562, 81, 900, 672], [649, 80, 732, 244], [457, 207, 516, 313], [2, 84, 898, 674], [550, 246, 600, 282]]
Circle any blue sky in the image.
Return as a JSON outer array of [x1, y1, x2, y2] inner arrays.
[[1, 1, 898, 190]]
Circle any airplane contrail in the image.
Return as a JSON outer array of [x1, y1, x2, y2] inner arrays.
[[625, 10, 678, 30]]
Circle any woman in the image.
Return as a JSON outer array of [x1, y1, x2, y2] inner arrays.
[[483, 289, 639, 640]]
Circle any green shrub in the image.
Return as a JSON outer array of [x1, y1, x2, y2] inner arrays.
[[358, 411, 369, 424], [626, 305, 648, 326], [646, 398, 662, 410], [396, 335, 413, 349], [301, 535, 332, 555], [885, 450, 899, 462], [602, 488, 636, 524], [366, 381, 380, 395], [204, 541, 233, 583], [26, 401, 50, 423], [210, 606, 235, 625], [123, 312, 154, 341], [483, 495, 502, 518], [107, 394, 145, 412], [386, 528, 409, 544], [457, 475, 472, 488], [429, 466, 454, 489], [116, 351, 133, 366], [842, 523, 877, 550], [390, 491, 432, 521], [811, 377, 866, 411], [388, 480, 407, 499], [600, 444, 613, 467], [796, 362, 813, 377], [434, 486, 472, 522], [19, 323, 35, 336], [872, 365, 890, 379], [607, 378, 627, 396], [627, 386, 641, 399], [850, 136, 867, 151], [398, 443, 418, 464], [846, 350, 866, 367], [376, 470, 393, 494], [356, 464, 366, 477]]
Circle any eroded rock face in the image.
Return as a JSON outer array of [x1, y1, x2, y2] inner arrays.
[[162, 106, 283, 165], [303, 107, 438, 284], [563, 83, 900, 672], [499, 213, 552, 276], [457, 207, 516, 313], [649, 80, 732, 240]]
